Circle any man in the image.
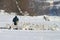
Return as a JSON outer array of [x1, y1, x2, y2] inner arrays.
[[13, 16, 19, 25], [13, 16, 19, 30]]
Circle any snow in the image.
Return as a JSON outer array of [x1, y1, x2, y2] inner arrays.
[[0, 10, 60, 31], [46, 0, 60, 2], [0, 30, 60, 40], [0, 10, 60, 40]]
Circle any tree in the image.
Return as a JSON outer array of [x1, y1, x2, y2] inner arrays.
[[49, 6, 57, 16]]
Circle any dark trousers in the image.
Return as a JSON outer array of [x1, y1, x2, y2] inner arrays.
[[14, 22, 17, 25]]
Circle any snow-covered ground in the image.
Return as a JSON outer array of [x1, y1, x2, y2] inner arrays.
[[0, 10, 60, 40], [0, 30, 60, 40], [0, 10, 60, 31]]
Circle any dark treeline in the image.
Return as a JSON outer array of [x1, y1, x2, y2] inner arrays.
[[0, 0, 60, 16]]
